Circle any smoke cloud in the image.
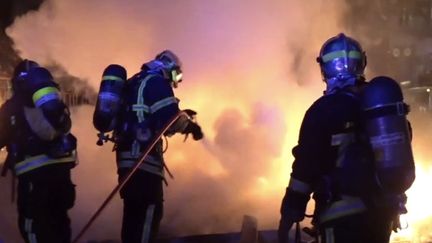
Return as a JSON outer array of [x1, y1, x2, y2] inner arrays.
[[0, 0, 357, 241]]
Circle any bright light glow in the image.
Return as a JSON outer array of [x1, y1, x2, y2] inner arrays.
[[391, 163, 432, 242]]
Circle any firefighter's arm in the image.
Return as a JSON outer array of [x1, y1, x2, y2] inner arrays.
[[279, 103, 329, 239], [173, 109, 203, 140], [407, 120, 413, 142], [0, 101, 14, 149], [0, 102, 15, 176], [146, 76, 203, 140]]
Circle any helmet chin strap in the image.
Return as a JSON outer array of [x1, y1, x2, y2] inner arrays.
[[144, 60, 183, 88], [171, 80, 179, 88], [325, 76, 358, 95]]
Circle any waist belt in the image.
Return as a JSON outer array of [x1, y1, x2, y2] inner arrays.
[[14, 151, 77, 176], [319, 196, 367, 223], [117, 151, 164, 177]]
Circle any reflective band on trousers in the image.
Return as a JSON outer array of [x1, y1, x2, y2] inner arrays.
[[32, 87, 60, 108], [321, 50, 362, 63], [14, 151, 77, 176], [141, 204, 155, 243], [325, 227, 335, 243], [319, 196, 367, 223], [24, 218, 38, 243], [288, 177, 312, 195]]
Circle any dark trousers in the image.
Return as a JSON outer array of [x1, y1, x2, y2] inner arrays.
[[119, 169, 164, 243], [320, 210, 393, 243], [17, 165, 75, 243]]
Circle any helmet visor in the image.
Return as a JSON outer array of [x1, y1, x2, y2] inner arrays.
[[321, 50, 365, 80]]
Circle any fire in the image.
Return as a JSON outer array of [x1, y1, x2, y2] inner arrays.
[[391, 162, 432, 242]]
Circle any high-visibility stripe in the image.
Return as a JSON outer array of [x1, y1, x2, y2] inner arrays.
[[288, 177, 312, 195], [118, 152, 161, 167], [118, 160, 163, 177], [132, 104, 150, 113], [331, 133, 355, 146], [32, 87, 60, 107], [14, 151, 76, 176], [30, 233, 37, 243], [131, 140, 141, 157], [24, 218, 38, 243], [32, 87, 59, 103], [325, 227, 335, 243], [319, 196, 367, 223], [25, 218, 31, 233], [118, 158, 161, 168], [322, 50, 362, 63], [141, 204, 155, 243], [331, 132, 355, 168], [135, 75, 154, 123], [150, 97, 178, 114], [102, 75, 124, 82], [118, 151, 160, 160]]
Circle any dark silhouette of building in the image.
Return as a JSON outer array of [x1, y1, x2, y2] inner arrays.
[[345, 0, 432, 113]]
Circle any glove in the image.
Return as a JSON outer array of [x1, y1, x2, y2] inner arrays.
[[278, 218, 294, 243], [183, 109, 197, 118], [182, 121, 203, 140], [278, 187, 307, 243]]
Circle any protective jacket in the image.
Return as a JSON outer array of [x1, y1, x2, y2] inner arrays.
[[0, 69, 77, 243], [281, 82, 413, 243], [281, 86, 387, 225], [0, 96, 76, 176], [114, 69, 180, 177]]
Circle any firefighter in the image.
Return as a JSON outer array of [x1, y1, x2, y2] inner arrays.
[[278, 34, 415, 243], [108, 50, 203, 243], [0, 59, 77, 243]]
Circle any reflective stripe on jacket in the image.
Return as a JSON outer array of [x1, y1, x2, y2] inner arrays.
[[117, 151, 164, 177], [288, 177, 313, 195], [319, 196, 367, 223], [14, 151, 77, 176], [132, 74, 178, 123]]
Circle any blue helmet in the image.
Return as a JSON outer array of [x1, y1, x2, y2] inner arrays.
[[142, 50, 183, 88], [317, 33, 367, 94], [11, 59, 40, 94]]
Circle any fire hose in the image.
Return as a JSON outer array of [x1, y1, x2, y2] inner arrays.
[[72, 110, 187, 243]]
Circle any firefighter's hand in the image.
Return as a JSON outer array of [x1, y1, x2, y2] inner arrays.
[[278, 218, 294, 243], [183, 121, 203, 140], [392, 216, 402, 233]]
